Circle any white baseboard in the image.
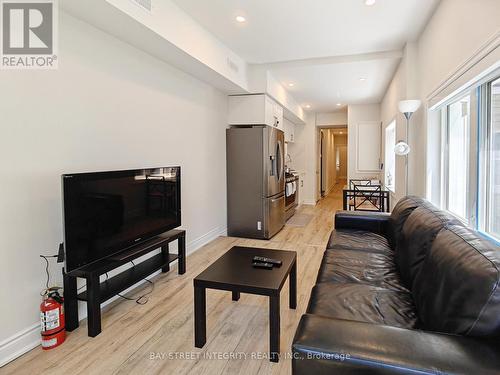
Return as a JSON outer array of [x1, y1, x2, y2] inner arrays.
[[0, 224, 227, 368], [0, 323, 40, 368], [302, 199, 317, 206], [186, 224, 227, 255]]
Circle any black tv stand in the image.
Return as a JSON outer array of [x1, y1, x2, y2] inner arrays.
[[63, 229, 186, 337]]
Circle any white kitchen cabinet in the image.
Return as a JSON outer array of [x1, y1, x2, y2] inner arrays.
[[272, 101, 284, 130], [284, 118, 295, 143], [228, 94, 283, 129]]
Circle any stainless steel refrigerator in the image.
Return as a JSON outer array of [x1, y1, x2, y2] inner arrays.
[[226, 126, 285, 239]]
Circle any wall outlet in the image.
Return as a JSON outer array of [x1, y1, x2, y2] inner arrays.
[[257, 221, 262, 231]]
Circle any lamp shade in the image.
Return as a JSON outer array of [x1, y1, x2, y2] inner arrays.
[[398, 99, 421, 114], [394, 141, 411, 156]]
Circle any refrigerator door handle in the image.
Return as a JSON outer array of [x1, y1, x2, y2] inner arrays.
[[269, 155, 275, 176], [280, 141, 284, 181], [276, 141, 285, 181], [270, 193, 285, 203], [276, 140, 283, 181]]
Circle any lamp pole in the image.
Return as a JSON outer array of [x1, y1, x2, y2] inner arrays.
[[403, 112, 411, 196], [397, 99, 421, 197]]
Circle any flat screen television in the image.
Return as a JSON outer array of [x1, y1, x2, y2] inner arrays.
[[62, 167, 181, 273]]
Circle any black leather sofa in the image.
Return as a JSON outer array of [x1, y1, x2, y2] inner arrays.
[[292, 196, 500, 374]]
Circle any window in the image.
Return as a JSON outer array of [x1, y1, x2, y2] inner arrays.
[[484, 78, 500, 240], [437, 70, 500, 240], [384, 121, 396, 191], [444, 95, 470, 220]]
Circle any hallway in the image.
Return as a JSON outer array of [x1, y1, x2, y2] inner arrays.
[[319, 128, 348, 198], [316, 179, 347, 212]]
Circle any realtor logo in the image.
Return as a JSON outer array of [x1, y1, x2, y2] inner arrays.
[[1, 0, 58, 69]]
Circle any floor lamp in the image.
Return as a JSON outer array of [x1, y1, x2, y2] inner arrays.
[[396, 99, 421, 196]]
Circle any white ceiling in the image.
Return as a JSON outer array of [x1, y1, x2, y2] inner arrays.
[[173, 0, 440, 111], [272, 58, 401, 111]]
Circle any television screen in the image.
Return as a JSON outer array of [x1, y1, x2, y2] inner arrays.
[[62, 167, 181, 273]]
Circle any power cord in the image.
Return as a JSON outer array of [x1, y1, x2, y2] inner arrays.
[[49, 260, 155, 304], [113, 261, 155, 305], [39, 254, 58, 296]]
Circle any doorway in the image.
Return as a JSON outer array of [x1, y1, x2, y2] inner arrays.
[[320, 131, 325, 197], [319, 127, 348, 198]]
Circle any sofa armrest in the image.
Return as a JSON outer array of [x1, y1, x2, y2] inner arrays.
[[292, 314, 500, 375], [334, 210, 390, 235]]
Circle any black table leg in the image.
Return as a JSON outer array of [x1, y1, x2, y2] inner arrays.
[[194, 286, 206, 348], [87, 273, 101, 337], [178, 233, 186, 275], [290, 260, 297, 309], [269, 294, 280, 362], [232, 291, 240, 301], [161, 243, 170, 273], [63, 269, 79, 331]]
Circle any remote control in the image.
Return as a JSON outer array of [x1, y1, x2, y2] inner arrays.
[[252, 261, 274, 269], [253, 256, 282, 267]]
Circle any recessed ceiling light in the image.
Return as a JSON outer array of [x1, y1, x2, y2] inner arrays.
[[337, 103, 342, 106], [305, 104, 311, 109], [288, 83, 295, 87], [365, 0, 376, 6], [359, 77, 367, 82], [235, 15, 246, 23], [339, 132, 343, 134]]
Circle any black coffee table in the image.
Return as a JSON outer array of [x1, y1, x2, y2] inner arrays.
[[193, 246, 297, 362]]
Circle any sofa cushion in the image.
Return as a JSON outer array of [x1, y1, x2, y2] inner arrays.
[[292, 314, 500, 375], [396, 206, 460, 288], [413, 224, 500, 337], [306, 283, 418, 329], [326, 229, 392, 254], [334, 211, 390, 235], [388, 196, 425, 249], [317, 249, 407, 292]]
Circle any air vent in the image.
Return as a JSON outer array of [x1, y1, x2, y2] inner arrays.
[[130, 0, 152, 12]]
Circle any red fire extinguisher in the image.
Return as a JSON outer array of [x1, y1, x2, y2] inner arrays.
[[40, 287, 65, 350]]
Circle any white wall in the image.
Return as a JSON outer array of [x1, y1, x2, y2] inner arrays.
[[417, 0, 500, 101], [419, 0, 500, 204], [380, 0, 500, 205], [0, 11, 228, 365], [380, 61, 405, 205], [74, 0, 248, 90], [380, 43, 421, 204], [316, 111, 348, 127], [287, 112, 317, 204], [265, 71, 306, 124], [347, 104, 382, 181]]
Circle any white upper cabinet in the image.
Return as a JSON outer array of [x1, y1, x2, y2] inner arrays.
[[228, 94, 284, 130], [284, 118, 295, 143], [272, 100, 284, 130]]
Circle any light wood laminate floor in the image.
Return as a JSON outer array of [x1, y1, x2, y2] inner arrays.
[[4, 183, 345, 375]]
